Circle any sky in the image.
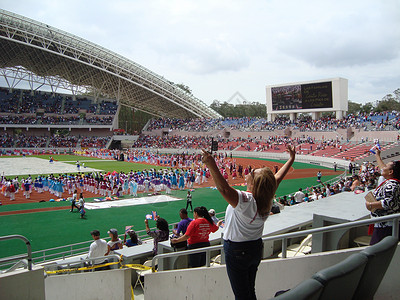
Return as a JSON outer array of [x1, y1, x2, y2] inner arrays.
[[1, 0, 400, 106]]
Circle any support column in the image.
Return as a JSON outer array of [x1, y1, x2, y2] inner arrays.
[[268, 113, 275, 122]]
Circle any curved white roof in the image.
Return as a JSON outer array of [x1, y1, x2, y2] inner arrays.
[[0, 9, 221, 119]]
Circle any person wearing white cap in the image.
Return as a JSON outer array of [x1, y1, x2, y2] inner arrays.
[[106, 228, 122, 255], [208, 209, 219, 224]]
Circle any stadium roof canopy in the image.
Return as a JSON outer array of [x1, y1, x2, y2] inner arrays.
[[0, 9, 221, 119]]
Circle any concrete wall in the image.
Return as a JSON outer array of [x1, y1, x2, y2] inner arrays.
[[352, 129, 398, 142], [0, 266, 45, 300], [45, 268, 131, 300], [144, 244, 400, 300]]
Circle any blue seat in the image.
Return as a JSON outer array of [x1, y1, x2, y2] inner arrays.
[[312, 253, 368, 300], [353, 236, 398, 300], [271, 278, 324, 300]]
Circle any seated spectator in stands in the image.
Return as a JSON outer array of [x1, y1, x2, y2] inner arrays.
[[294, 188, 305, 203], [343, 177, 353, 191], [88, 230, 108, 264], [172, 208, 193, 236], [331, 184, 341, 194], [350, 175, 362, 191], [289, 194, 296, 205], [367, 178, 376, 190], [270, 202, 281, 214], [106, 228, 123, 254], [325, 184, 333, 196], [304, 193, 310, 202], [274, 197, 285, 210], [145, 217, 169, 255], [279, 196, 289, 206], [170, 206, 219, 268], [171, 208, 193, 250], [124, 230, 142, 247], [208, 208, 219, 224], [354, 182, 366, 193]]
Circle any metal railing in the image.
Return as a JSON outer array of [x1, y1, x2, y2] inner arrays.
[[43, 254, 121, 276], [0, 235, 32, 272], [152, 213, 400, 271], [23, 222, 179, 266], [29, 229, 153, 265]]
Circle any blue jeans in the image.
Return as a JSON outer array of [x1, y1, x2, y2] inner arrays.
[[188, 242, 210, 267], [224, 239, 263, 300]]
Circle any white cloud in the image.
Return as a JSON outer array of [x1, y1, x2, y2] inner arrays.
[[1, 0, 399, 105]]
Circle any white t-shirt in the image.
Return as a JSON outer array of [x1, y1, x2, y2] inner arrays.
[[223, 190, 268, 242], [88, 239, 108, 263], [294, 190, 305, 203], [107, 239, 122, 254]]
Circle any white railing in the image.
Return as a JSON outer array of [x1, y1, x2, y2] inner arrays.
[[43, 254, 122, 275], [152, 213, 400, 271], [0, 235, 32, 272]]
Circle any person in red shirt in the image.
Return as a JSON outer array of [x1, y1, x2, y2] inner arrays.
[[171, 206, 220, 267], [9, 182, 16, 201]]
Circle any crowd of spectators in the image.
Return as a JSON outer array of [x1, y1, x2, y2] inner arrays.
[[132, 134, 326, 152], [80, 136, 111, 148], [99, 100, 118, 115], [0, 115, 38, 124], [0, 115, 113, 125], [0, 88, 21, 113], [0, 88, 118, 125], [146, 112, 400, 133], [19, 91, 63, 114], [132, 135, 212, 149], [0, 133, 14, 148], [277, 161, 380, 208], [86, 116, 114, 125], [48, 136, 79, 148], [64, 97, 97, 114], [14, 135, 48, 148], [0, 134, 113, 149]]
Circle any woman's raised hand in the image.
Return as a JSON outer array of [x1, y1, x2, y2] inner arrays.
[[286, 144, 296, 158], [201, 149, 213, 165]]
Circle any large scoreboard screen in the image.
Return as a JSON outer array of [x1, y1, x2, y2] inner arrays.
[[271, 81, 332, 111]]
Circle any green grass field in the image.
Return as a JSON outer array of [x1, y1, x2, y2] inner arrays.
[[0, 154, 339, 261]]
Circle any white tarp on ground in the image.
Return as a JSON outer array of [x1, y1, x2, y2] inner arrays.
[[85, 195, 182, 210], [0, 157, 101, 176]]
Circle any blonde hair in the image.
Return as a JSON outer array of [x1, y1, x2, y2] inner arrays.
[[252, 167, 277, 217]]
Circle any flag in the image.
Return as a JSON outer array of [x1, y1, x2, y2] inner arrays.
[[369, 146, 376, 154], [370, 142, 381, 154], [146, 211, 158, 220], [125, 225, 133, 232]]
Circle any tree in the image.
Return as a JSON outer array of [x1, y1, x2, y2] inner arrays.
[[175, 83, 192, 95], [209, 100, 266, 117], [394, 88, 400, 102], [360, 102, 374, 114], [375, 98, 400, 112], [347, 100, 362, 115], [210, 100, 221, 112], [118, 105, 152, 134]]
